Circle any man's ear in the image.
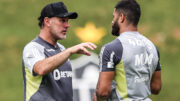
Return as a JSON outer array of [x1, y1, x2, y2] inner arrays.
[[44, 17, 51, 27], [118, 13, 125, 23]]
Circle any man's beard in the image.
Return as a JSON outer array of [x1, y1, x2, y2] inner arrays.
[[111, 20, 120, 36]]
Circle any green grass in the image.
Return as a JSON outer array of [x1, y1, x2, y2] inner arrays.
[[0, 0, 180, 101]]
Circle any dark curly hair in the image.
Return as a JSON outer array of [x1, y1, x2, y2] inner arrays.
[[115, 0, 141, 26]]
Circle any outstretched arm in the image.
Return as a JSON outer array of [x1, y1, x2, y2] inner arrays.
[[34, 42, 97, 76]]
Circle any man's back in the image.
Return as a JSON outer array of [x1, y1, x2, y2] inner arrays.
[[94, 1, 161, 101], [100, 32, 160, 101]]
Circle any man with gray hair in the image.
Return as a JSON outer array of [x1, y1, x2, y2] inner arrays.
[[22, 2, 96, 101]]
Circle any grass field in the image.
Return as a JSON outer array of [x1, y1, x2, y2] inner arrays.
[[0, 0, 180, 101]]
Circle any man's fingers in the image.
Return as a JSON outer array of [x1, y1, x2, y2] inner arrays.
[[80, 46, 91, 56], [82, 42, 97, 50], [87, 42, 97, 49], [70, 42, 96, 55], [80, 42, 97, 56]]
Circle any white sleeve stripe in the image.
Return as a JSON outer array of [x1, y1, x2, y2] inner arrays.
[[99, 47, 105, 72], [107, 51, 115, 68]]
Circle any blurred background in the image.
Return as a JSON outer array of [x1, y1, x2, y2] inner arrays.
[[0, 0, 180, 101]]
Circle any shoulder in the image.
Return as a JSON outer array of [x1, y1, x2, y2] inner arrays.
[[100, 39, 123, 60], [24, 41, 44, 51], [103, 39, 123, 53], [99, 39, 123, 71], [105, 39, 121, 46], [23, 41, 45, 57]]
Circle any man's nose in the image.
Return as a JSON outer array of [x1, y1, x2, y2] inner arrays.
[[65, 22, 70, 28]]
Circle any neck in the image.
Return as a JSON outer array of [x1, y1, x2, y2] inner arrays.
[[39, 28, 57, 47], [119, 24, 137, 35]]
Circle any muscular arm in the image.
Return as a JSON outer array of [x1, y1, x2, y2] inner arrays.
[[34, 42, 96, 76], [150, 71, 162, 95], [94, 40, 122, 101], [95, 71, 115, 101]]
